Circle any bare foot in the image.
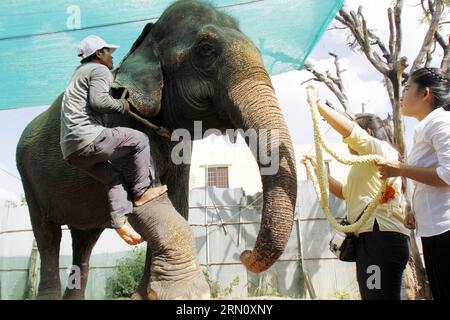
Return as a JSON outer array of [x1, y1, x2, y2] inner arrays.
[[116, 222, 144, 245], [134, 185, 168, 207]]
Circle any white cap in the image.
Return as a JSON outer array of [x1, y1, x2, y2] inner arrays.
[[77, 35, 120, 59]]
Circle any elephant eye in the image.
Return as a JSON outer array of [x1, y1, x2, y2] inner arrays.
[[197, 42, 216, 57]]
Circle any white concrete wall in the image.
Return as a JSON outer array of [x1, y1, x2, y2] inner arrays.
[[189, 138, 352, 196]]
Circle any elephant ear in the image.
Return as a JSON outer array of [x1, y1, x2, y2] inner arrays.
[[113, 22, 163, 118], [121, 22, 155, 61]]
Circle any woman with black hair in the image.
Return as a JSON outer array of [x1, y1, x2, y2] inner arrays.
[[304, 86, 410, 300], [378, 67, 450, 300]]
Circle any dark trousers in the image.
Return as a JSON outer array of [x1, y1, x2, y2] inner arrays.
[[67, 127, 152, 228], [421, 229, 450, 300], [356, 220, 410, 300]]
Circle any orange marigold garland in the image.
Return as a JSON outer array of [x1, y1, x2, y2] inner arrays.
[[380, 184, 396, 204]]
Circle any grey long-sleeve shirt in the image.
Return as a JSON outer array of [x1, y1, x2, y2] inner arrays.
[[60, 62, 124, 159]]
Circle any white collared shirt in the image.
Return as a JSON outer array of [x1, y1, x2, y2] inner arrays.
[[407, 107, 450, 237]]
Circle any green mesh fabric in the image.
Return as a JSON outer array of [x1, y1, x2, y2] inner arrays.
[[0, 0, 343, 109]]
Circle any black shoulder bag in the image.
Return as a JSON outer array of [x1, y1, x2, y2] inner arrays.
[[329, 204, 369, 262]]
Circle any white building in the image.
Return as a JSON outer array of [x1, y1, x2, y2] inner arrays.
[[189, 136, 351, 195]]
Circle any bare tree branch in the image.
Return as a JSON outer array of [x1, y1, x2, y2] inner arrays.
[[441, 45, 450, 71], [388, 8, 395, 57], [411, 0, 445, 73], [303, 57, 350, 111], [435, 30, 448, 50], [327, 26, 348, 31], [337, 6, 390, 75], [385, 76, 396, 107], [329, 52, 346, 93], [429, 2, 449, 71], [335, 2, 407, 156], [422, 0, 429, 17], [425, 39, 437, 67], [368, 30, 392, 63], [393, 0, 404, 61], [428, 0, 434, 14], [420, 0, 449, 71]]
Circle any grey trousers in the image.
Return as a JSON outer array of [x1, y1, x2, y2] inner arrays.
[[67, 127, 152, 228]]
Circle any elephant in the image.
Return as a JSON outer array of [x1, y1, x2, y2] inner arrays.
[[15, 0, 297, 300]]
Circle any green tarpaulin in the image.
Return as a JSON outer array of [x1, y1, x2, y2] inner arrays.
[[0, 0, 344, 109]]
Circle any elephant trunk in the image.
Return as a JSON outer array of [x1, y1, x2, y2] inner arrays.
[[228, 69, 297, 273]]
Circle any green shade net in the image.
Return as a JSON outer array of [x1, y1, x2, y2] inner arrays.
[[0, 0, 344, 110]]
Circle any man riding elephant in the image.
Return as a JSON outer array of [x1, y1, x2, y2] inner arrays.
[[61, 35, 167, 245]]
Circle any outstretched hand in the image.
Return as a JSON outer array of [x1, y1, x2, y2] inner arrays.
[[119, 88, 132, 114], [302, 155, 318, 171], [404, 211, 417, 230], [121, 98, 131, 113], [157, 126, 172, 139], [306, 85, 320, 104], [377, 161, 403, 179]]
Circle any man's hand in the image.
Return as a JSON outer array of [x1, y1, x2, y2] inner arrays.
[[404, 211, 417, 230], [377, 161, 403, 179], [157, 126, 172, 139], [121, 98, 131, 113], [116, 222, 144, 245], [306, 85, 320, 105], [120, 88, 131, 113], [302, 154, 317, 168]]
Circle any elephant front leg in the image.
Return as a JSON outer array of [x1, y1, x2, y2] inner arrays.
[[128, 194, 210, 300]]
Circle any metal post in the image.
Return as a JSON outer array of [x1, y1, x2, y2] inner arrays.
[[296, 211, 316, 299], [237, 201, 242, 246], [204, 185, 210, 270], [26, 239, 39, 299]]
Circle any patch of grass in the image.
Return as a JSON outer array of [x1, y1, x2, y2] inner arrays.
[[248, 273, 283, 298], [202, 268, 240, 298], [332, 291, 350, 300]]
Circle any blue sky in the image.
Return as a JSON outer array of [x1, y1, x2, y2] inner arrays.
[[0, 0, 446, 205]]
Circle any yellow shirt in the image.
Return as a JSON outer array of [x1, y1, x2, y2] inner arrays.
[[342, 125, 409, 236]]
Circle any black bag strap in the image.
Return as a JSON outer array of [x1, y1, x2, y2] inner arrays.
[[357, 203, 370, 221], [345, 203, 370, 224]]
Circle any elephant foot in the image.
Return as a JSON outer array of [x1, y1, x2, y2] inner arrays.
[[63, 289, 85, 300], [131, 289, 148, 300], [148, 269, 210, 300], [35, 288, 62, 300]]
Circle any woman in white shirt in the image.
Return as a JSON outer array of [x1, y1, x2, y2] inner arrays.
[[378, 67, 450, 300]]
